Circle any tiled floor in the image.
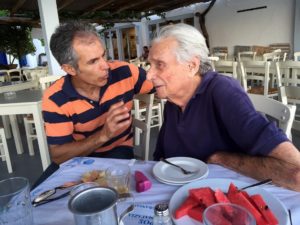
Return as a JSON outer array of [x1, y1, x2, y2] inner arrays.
[[1, 122, 300, 188]]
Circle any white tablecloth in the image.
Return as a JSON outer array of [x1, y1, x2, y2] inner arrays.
[[31, 157, 300, 225]]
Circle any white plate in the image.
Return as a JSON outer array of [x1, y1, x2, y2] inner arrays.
[[152, 157, 209, 184], [153, 174, 185, 186], [169, 178, 288, 225]]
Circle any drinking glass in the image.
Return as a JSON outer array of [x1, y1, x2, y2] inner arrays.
[[70, 182, 99, 197], [0, 177, 33, 225], [105, 164, 131, 194], [203, 203, 256, 225]]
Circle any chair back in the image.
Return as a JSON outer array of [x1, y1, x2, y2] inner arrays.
[[240, 61, 275, 97], [7, 69, 23, 82], [0, 70, 9, 82], [132, 94, 154, 160], [213, 52, 228, 61], [294, 52, 300, 61], [214, 60, 238, 80], [263, 50, 282, 62], [39, 75, 63, 90], [238, 51, 256, 61], [208, 56, 219, 71], [248, 93, 295, 139], [276, 61, 300, 87]]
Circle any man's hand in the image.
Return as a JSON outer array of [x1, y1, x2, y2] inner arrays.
[[100, 101, 132, 142]]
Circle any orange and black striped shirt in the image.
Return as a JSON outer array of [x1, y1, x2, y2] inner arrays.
[[42, 61, 154, 153]]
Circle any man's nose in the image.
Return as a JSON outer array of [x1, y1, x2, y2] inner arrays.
[[146, 67, 155, 80], [101, 59, 109, 70]]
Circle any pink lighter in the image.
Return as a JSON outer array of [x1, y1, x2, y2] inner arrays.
[[135, 171, 152, 192]]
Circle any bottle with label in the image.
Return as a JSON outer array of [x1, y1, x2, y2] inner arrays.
[[153, 203, 173, 225]]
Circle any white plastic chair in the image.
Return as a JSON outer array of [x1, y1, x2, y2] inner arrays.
[[276, 61, 300, 131], [39, 75, 63, 90], [294, 52, 300, 61], [7, 69, 23, 81], [240, 61, 277, 98], [214, 60, 238, 80], [208, 56, 219, 71], [0, 70, 9, 82], [24, 75, 63, 155], [133, 94, 162, 146], [238, 51, 256, 61], [0, 127, 12, 173], [248, 94, 295, 140], [263, 49, 284, 62], [132, 94, 153, 160], [213, 52, 228, 61]]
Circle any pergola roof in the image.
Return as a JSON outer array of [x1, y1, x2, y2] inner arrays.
[[0, 0, 209, 27]]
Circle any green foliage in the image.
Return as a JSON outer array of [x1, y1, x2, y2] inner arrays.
[[0, 25, 36, 64], [0, 10, 9, 16]]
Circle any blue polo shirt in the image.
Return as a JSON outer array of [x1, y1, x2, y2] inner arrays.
[[154, 72, 289, 160]]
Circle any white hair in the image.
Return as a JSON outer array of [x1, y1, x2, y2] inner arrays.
[[152, 23, 212, 75]]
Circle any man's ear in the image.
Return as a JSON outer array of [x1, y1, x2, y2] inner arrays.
[[188, 56, 200, 75], [61, 64, 76, 76]]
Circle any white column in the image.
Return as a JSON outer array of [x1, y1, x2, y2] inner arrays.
[[135, 23, 142, 57], [38, 0, 65, 76], [140, 19, 150, 48], [116, 29, 124, 60], [108, 32, 114, 60]]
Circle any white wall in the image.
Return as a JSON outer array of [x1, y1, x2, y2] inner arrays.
[[206, 0, 294, 56], [294, 0, 300, 52]]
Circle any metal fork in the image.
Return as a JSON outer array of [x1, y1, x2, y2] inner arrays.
[[160, 158, 196, 175]]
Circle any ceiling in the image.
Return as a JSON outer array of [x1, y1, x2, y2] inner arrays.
[[0, 0, 210, 27]]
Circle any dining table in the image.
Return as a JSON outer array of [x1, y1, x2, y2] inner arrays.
[[0, 89, 50, 170], [31, 157, 300, 225]]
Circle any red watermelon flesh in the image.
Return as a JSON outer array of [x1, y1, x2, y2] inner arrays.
[[227, 182, 239, 196], [187, 205, 205, 222], [251, 194, 279, 225], [174, 196, 199, 219], [189, 187, 216, 207], [215, 188, 231, 203], [204, 206, 232, 225], [228, 191, 266, 225]]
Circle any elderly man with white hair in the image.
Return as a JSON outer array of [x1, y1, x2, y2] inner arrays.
[[147, 23, 300, 192]]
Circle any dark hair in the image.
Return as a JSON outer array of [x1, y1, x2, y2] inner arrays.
[[50, 21, 100, 69]]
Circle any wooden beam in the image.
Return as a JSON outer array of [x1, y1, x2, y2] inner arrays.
[[0, 17, 40, 28], [115, 0, 149, 14], [80, 0, 115, 17], [11, 0, 27, 15], [76, 18, 140, 24], [58, 0, 75, 11]]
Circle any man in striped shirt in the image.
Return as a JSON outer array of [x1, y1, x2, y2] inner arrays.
[[42, 22, 154, 167]]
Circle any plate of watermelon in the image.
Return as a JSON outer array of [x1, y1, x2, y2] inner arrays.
[[169, 178, 288, 225]]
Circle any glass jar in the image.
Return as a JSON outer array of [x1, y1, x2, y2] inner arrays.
[[153, 203, 173, 225]]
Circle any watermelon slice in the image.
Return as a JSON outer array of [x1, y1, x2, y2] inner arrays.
[[187, 205, 205, 222], [227, 182, 239, 196], [215, 188, 231, 204], [228, 191, 266, 225], [174, 196, 199, 219], [251, 194, 279, 225], [203, 206, 232, 225], [189, 187, 216, 207]]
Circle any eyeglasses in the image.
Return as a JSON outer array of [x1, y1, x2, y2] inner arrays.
[[32, 181, 80, 207]]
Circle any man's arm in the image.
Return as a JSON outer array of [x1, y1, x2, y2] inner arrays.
[[207, 141, 300, 192], [49, 101, 131, 164]]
